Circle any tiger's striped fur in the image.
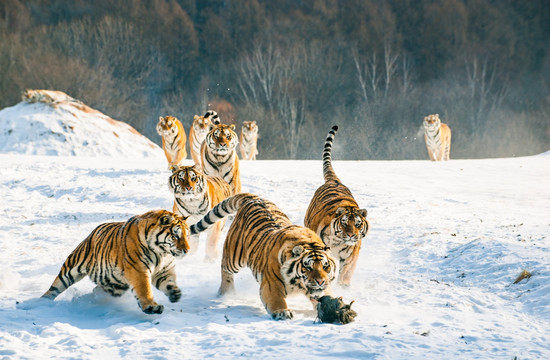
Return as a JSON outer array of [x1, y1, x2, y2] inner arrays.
[[190, 193, 336, 320], [189, 111, 217, 167], [304, 126, 369, 286], [42, 210, 190, 314], [423, 114, 451, 161], [239, 120, 259, 160], [157, 115, 187, 167], [168, 164, 232, 261], [200, 116, 241, 195]]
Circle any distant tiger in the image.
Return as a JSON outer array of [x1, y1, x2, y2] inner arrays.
[[200, 116, 241, 195], [190, 193, 336, 320], [423, 113, 451, 161], [168, 164, 232, 260], [189, 111, 217, 167], [42, 210, 190, 314], [304, 126, 369, 287], [239, 120, 259, 160], [157, 115, 187, 167]]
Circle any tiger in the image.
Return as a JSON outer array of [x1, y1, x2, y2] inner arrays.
[[189, 111, 217, 167], [200, 116, 241, 195], [190, 192, 336, 320], [168, 164, 232, 261], [42, 210, 190, 315], [304, 125, 369, 287], [239, 120, 259, 160], [157, 115, 187, 167], [423, 113, 451, 161]]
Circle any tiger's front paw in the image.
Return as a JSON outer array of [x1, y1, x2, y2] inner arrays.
[[142, 303, 164, 314], [166, 285, 182, 303], [271, 309, 293, 320]]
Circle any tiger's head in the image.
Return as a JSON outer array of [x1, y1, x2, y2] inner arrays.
[[333, 207, 369, 245], [144, 210, 190, 257], [423, 114, 441, 131], [205, 123, 238, 155], [192, 112, 213, 134], [281, 240, 336, 298], [169, 165, 206, 198], [157, 116, 180, 137], [242, 121, 258, 136]]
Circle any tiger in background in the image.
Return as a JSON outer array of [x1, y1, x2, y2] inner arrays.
[[189, 111, 217, 167], [239, 120, 259, 160], [423, 113, 451, 161], [168, 164, 232, 261], [42, 210, 190, 314], [200, 115, 241, 195], [304, 126, 369, 287], [157, 115, 187, 167], [190, 193, 336, 320]]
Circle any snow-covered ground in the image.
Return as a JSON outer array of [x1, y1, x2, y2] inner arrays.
[[1, 94, 549, 359]]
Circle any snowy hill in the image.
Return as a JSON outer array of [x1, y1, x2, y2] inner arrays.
[[0, 89, 162, 158], [0, 97, 549, 358]]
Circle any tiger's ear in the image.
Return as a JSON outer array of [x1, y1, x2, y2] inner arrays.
[[292, 245, 304, 257], [194, 115, 199, 120], [230, 124, 235, 130], [160, 215, 172, 225], [159, 116, 164, 122], [170, 164, 180, 173], [360, 209, 368, 218]]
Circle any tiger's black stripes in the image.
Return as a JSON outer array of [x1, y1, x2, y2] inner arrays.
[[42, 210, 190, 314], [304, 125, 369, 286], [190, 193, 336, 320]]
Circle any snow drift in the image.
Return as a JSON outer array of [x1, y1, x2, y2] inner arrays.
[[0, 89, 162, 158]]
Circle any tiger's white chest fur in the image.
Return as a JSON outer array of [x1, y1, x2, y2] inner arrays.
[[424, 125, 443, 158], [191, 128, 209, 154], [321, 232, 355, 261], [203, 150, 237, 183], [240, 132, 258, 159]]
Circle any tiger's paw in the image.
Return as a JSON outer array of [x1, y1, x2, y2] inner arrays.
[[142, 303, 164, 314], [166, 285, 182, 303], [271, 309, 293, 320]]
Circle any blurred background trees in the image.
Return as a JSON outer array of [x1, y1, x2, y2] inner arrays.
[[0, 0, 548, 159]]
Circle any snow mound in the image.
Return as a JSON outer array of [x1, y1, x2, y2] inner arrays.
[[0, 89, 163, 158]]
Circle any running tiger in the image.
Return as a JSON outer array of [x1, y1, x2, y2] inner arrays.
[[190, 193, 336, 320], [157, 115, 187, 167], [239, 120, 259, 160], [200, 116, 241, 195], [423, 113, 451, 161], [168, 164, 232, 260], [304, 126, 369, 287], [189, 111, 217, 167], [42, 210, 190, 314]]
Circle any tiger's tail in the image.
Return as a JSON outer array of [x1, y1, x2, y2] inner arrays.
[[189, 192, 254, 235], [323, 125, 340, 183]]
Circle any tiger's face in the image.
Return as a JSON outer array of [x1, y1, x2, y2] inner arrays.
[[148, 211, 190, 257], [169, 165, 205, 198], [423, 114, 441, 131], [284, 243, 336, 297], [157, 116, 180, 137], [192, 115, 211, 134], [242, 121, 258, 136], [333, 207, 369, 245], [206, 124, 238, 155]]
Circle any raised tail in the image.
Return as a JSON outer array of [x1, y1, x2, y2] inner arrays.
[[323, 125, 340, 183], [189, 192, 252, 235]]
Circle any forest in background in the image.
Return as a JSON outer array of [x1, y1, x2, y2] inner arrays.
[[1, 0, 549, 160]]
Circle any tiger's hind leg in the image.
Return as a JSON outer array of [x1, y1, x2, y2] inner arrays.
[[218, 268, 236, 296], [42, 248, 88, 299], [205, 219, 227, 262], [42, 267, 87, 299], [152, 261, 181, 303]]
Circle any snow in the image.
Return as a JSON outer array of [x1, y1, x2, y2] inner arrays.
[[1, 95, 550, 359]]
